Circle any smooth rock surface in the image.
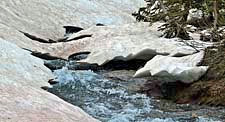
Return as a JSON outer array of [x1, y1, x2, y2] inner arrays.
[[134, 51, 208, 83], [0, 0, 200, 65], [0, 39, 98, 122], [47, 22, 196, 65], [77, 22, 197, 65], [0, 0, 145, 52], [0, 39, 53, 88]]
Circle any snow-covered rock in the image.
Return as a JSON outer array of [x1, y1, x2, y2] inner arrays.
[[0, 38, 98, 122], [187, 9, 203, 22], [134, 51, 208, 83]]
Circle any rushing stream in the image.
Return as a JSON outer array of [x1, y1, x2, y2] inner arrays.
[[47, 62, 225, 122]]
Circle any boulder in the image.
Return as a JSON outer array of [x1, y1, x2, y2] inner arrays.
[[0, 39, 98, 122], [187, 9, 203, 22], [134, 51, 208, 84], [0, 0, 145, 52]]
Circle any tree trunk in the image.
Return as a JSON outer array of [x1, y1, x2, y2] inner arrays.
[[212, 0, 218, 42], [213, 0, 218, 30], [158, 0, 166, 14], [183, 0, 191, 22]]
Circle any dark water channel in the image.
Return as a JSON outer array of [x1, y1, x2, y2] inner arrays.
[[46, 60, 225, 122]]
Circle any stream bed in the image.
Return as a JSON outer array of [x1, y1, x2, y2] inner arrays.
[[47, 64, 225, 122]]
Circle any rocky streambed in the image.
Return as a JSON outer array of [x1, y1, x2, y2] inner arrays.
[[2, 0, 224, 121], [45, 58, 225, 122]]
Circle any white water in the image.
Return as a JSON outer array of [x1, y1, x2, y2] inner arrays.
[[48, 67, 223, 122]]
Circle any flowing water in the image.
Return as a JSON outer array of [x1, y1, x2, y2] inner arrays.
[[47, 66, 225, 122]]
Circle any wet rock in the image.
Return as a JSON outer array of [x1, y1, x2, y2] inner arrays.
[[102, 70, 147, 90], [48, 79, 59, 85], [68, 62, 101, 71], [44, 59, 67, 70], [160, 82, 190, 99], [101, 70, 165, 98], [0, 39, 98, 122], [44, 52, 91, 71]]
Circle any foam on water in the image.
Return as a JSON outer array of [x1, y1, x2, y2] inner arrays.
[[49, 67, 223, 122], [51, 68, 153, 121]]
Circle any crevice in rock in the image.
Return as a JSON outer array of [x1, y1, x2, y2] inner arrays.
[[43, 51, 148, 71], [96, 23, 105, 26], [23, 48, 64, 60], [19, 25, 88, 44], [41, 86, 50, 90], [63, 26, 84, 35], [55, 37, 68, 42], [48, 79, 59, 85], [66, 34, 92, 41], [68, 51, 90, 61], [102, 59, 147, 71], [19, 30, 57, 43]]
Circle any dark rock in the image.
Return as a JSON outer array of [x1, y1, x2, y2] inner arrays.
[[102, 59, 147, 70], [101, 70, 164, 98], [139, 78, 163, 98], [161, 82, 189, 99], [200, 33, 211, 42], [23, 48, 63, 60], [48, 79, 59, 85], [31, 52, 63, 60], [68, 62, 101, 71], [44, 59, 67, 70]]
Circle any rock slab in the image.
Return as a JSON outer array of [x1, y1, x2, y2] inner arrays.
[[0, 39, 98, 122], [65, 22, 197, 65], [0, 0, 145, 52]]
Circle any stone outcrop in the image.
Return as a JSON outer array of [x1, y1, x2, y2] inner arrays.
[[0, 0, 145, 52], [134, 51, 208, 83], [64, 22, 197, 65], [0, 39, 98, 122]]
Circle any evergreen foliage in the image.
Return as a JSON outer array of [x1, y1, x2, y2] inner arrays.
[[133, 0, 225, 41]]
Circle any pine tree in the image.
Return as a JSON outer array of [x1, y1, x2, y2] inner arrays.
[[133, 0, 225, 41]]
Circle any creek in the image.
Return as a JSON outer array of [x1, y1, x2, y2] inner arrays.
[[46, 60, 225, 122]]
